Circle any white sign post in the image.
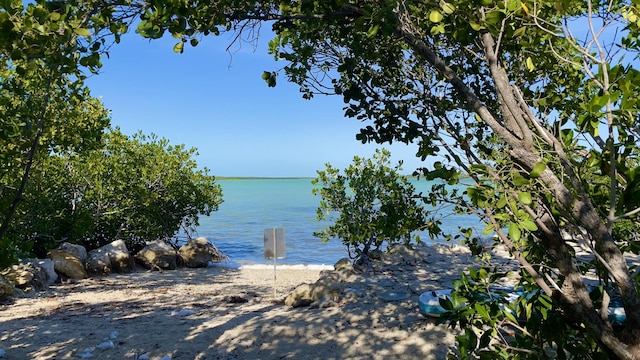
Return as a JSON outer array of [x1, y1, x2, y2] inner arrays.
[[264, 228, 286, 297]]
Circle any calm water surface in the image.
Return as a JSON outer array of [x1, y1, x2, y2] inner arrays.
[[189, 178, 482, 266]]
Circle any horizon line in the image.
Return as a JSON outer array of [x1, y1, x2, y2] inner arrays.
[[216, 176, 315, 180]]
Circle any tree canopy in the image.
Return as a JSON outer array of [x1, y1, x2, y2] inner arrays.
[[2, 0, 640, 358], [0, 0, 135, 260]]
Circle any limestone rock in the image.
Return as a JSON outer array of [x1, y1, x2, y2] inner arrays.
[[286, 256, 365, 308], [87, 240, 133, 275], [105, 240, 134, 272], [328, 258, 357, 282], [57, 242, 88, 263], [0, 274, 13, 298], [179, 237, 226, 268], [1, 261, 50, 291], [284, 283, 315, 307], [47, 250, 89, 279], [135, 241, 177, 270], [24, 259, 57, 284], [1, 265, 33, 288], [368, 249, 383, 260], [86, 251, 111, 276], [334, 258, 353, 272], [284, 278, 343, 308]]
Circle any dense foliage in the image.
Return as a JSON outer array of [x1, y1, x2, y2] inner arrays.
[[0, 0, 134, 265], [23, 129, 223, 257], [313, 149, 427, 261], [0, 1, 219, 267], [0, 62, 111, 266]]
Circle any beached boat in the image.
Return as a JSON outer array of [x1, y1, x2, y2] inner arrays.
[[419, 288, 627, 325]]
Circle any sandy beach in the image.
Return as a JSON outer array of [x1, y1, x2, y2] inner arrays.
[[0, 244, 517, 360]]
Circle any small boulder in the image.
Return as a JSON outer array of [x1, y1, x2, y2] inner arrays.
[[284, 283, 315, 307], [1, 265, 33, 288], [179, 237, 226, 268], [87, 240, 133, 275], [25, 259, 57, 284], [47, 250, 89, 279], [331, 258, 357, 282], [0, 274, 14, 298], [86, 251, 111, 276], [284, 278, 343, 308], [57, 242, 88, 263], [135, 241, 177, 270], [334, 258, 354, 272], [105, 240, 134, 272], [1, 261, 50, 291]]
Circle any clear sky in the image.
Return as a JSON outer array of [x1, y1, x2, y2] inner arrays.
[[85, 29, 426, 177]]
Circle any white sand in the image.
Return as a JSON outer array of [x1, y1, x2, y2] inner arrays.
[[0, 244, 516, 360]]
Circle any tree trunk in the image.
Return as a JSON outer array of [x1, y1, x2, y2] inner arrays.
[[394, 10, 640, 359]]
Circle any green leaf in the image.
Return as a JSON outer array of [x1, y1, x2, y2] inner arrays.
[[173, 42, 184, 53], [524, 302, 533, 319], [521, 219, 538, 231], [74, 28, 91, 36], [482, 222, 495, 235], [508, 222, 521, 241], [366, 24, 379, 38], [485, 10, 504, 26], [430, 23, 446, 35], [518, 191, 532, 205], [530, 161, 546, 178], [469, 20, 484, 30], [496, 195, 507, 209], [526, 57, 535, 71], [261, 71, 277, 87], [512, 173, 529, 186], [504, 307, 519, 323], [474, 303, 490, 320], [440, 297, 453, 310], [429, 10, 443, 23], [506, 0, 520, 11], [440, 1, 456, 14], [513, 26, 526, 37]]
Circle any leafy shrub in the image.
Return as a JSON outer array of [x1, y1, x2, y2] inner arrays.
[[21, 128, 223, 256], [440, 266, 615, 359], [312, 148, 427, 260]]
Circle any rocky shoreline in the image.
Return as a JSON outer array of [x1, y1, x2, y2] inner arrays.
[[0, 237, 228, 298]]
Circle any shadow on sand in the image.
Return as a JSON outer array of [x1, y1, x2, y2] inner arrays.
[[0, 245, 514, 359]]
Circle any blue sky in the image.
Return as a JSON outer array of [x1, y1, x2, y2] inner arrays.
[[85, 29, 426, 177]]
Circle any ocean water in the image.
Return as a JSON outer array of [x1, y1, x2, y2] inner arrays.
[[190, 178, 482, 267]]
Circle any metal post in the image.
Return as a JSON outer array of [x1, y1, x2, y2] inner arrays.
[[264, 228, 285, 298], [273, 227, 277, 298]]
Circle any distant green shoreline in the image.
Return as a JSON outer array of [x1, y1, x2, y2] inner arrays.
[[216, 176, 314, 180], [216, 175, 423, 180]]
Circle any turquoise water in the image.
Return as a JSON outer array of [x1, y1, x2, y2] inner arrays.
[[191, 178, 482, 266]]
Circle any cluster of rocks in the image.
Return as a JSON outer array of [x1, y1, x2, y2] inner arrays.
[[0, 237, 226, 298]]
